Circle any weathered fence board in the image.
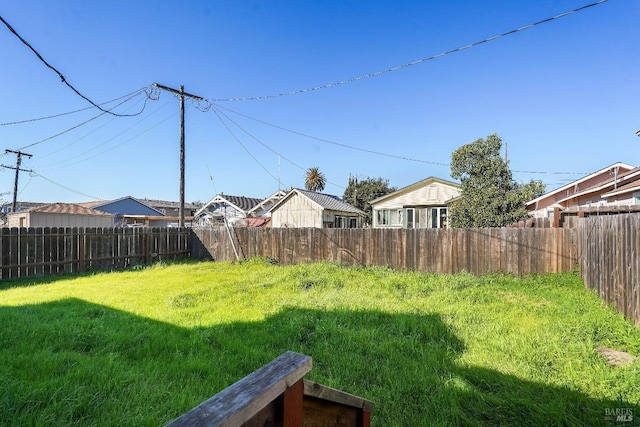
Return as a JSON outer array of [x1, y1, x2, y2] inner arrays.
[[191, 227, 578, 276], [0, 227, 191, 280], [579, 214, 640, 326]]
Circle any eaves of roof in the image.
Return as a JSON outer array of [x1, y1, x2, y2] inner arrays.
[[526, 162, 636, 207], [270, 188, 364, 215]]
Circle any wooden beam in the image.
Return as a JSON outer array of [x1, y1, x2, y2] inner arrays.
[[303, 379, 374, 413], [284, 379, 304, 427]]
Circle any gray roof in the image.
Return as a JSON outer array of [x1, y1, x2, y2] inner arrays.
[[220, 195, 263, 212], [292, 189, 364, 214]]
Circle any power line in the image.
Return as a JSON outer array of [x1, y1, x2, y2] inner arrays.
[[0, 86, 155, 126], [31, 171, 102, 200], [211, 108, 283, 186], [42, 110, 179, 170], [15, 90, 153, 151], [214, 104, 587, 176], [35, 98, 172, 162], [0, 15, 153, 117], [213, 104, 449, 167], [211, 0, 608, 101], [212, 106, 345, 190]]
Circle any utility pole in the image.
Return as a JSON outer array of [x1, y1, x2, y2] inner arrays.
[[4, 149, 32, 213], [153, 83, 207, 227]]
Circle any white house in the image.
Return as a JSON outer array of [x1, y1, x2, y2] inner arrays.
[[370, 177, 461, 229], [194, 194, 264, 226]]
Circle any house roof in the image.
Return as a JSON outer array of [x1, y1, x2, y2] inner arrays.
[[247, 190, 287, 216], [194, 193, 264, 218], [601, 167, 640, 198], [16, 203, 112, 216], [370, 176, 460, 206], [270, 188, 365, 215], [526, 162, 635, 207], [87, 196, 165, 216], [138, 198, 200, 209]]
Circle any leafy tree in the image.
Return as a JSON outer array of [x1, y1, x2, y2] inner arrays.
[[449, 134, 545, 228], [343, 176, 396, 225], [304, 167, 326, 192]]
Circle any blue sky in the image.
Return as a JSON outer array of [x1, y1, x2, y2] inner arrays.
[[1, 0, 639, 204]]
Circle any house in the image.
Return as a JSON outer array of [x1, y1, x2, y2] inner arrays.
[[527, 162, 639, 222], [84, 196, 191, 227], [194, 194, 264, 226], [370, 177, 461, 229], [138, 198, 200, 217], [6, 203, 114, 228], [269, 188, 365, 228]]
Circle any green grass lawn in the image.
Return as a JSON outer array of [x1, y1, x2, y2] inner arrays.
[[1, 258, 638, 426]]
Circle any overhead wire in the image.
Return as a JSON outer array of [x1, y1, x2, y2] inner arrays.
[[210, 0, 608, 101], [14, 89, 156, 152], [31, 171, 102, 200], [212, 106, 345, 190], [213, 104, 587, 176], [213, 103, 449, 167], [0, 86, 155, 126], [211, 108, 283, 186], [34, 95, 153, 161], [0, 15, 154, 117], [35, 97, 172, 163], [43, 109, 179, 170]]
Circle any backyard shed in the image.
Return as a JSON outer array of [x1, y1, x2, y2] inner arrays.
[[6, 203, 114, 228]]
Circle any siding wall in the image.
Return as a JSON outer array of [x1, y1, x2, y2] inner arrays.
[[8, 213, 114, 228], [373, 182, 460, 210], [271, 193, 323, 228]]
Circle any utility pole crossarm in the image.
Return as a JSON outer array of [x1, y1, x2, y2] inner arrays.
[[153, 83, 208, 101]]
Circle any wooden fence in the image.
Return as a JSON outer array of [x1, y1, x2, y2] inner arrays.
[[0, 227, 190, 279], [579, 214, 640, 326], [191, 227, 578, 276]]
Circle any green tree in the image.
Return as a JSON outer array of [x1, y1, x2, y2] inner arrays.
[[304, 167, 326, 192], [343, 176, 396, 225], [449, 134, 545, 228]]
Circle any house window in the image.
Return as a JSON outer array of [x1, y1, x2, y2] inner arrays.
[[634, 192, 640, 205], [377, 209, 390, 226], [397, 210, 403, 225], [428, 207, 449, 228], [406, 208, 415, 228], [335, 216, 358, 228]]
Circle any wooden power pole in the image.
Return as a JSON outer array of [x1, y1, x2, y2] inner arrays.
[[4, 149, 32, 212], [153, 83, 207, 227]]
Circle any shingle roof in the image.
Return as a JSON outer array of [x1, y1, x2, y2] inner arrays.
[[220, 195, 263, 212], [23, 203, 112, 216], [139, 198, 200, 209], [293, 189, 364, 214]]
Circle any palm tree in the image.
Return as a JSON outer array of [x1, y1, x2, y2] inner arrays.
[[304, 167, 326, 192]]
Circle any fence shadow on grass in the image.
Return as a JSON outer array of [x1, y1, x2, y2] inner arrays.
[[0, 299, 636, 426]]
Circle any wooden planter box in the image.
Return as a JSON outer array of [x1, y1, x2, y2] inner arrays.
[[165, 351, 374, 427]]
